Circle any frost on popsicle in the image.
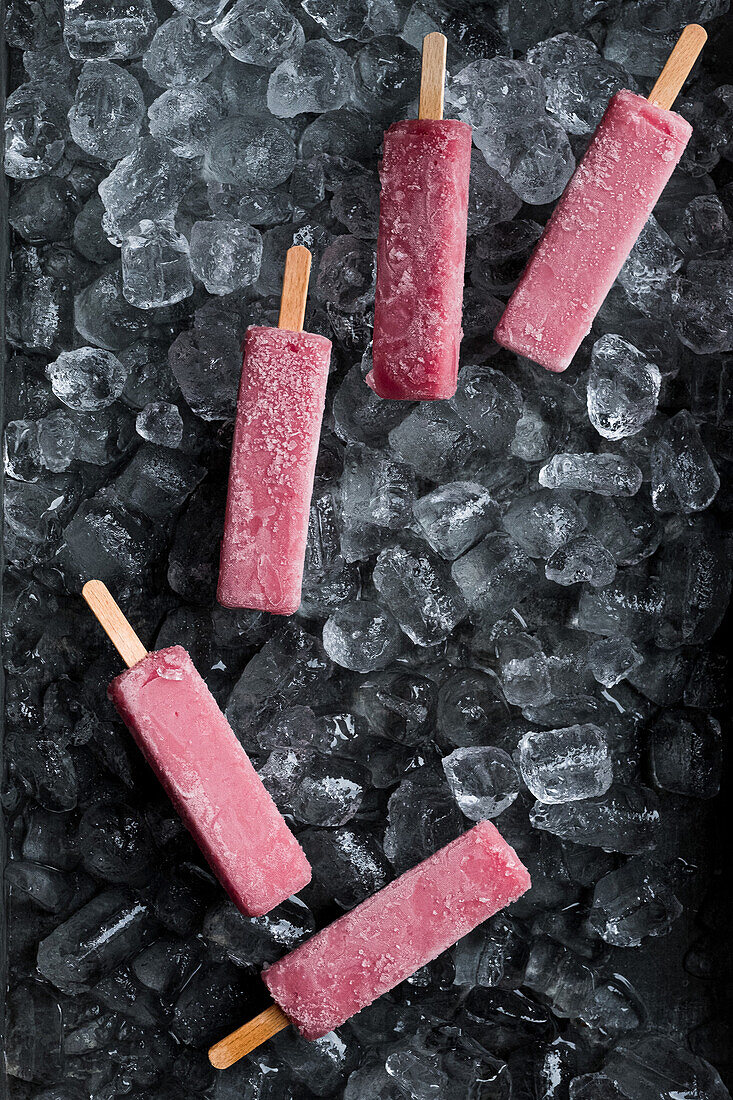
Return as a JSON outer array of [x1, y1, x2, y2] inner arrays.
[[3, 1, 732, 1097]]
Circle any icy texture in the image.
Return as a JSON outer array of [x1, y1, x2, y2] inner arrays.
[[519, 724, 613, 804], [369, 120, 472, 400], [264, 823, 530, 1038], [110, 645, 311, 914], [267, 39, 355, 117], [218, 327, 332, 613], [189, 220, 262, 295], [587, 334, 662, 441], [68, 61, 145, 160], [121, 222, 193, 309], [495, 92, 692, 371], [442, 747, 520, 820], [448, 57, 574, 204], [212, 0, 303, 66], [3, 4, 732, 1097]]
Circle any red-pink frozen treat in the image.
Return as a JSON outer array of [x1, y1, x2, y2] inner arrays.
[[263, 820, 530, 1039], [109, 645, 311, 916], [218, 326, 332, 614], [494, 90, 692, 372], [369, 119, 472, 401]]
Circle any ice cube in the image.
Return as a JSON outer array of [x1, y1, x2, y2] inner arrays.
[[204, 115, 296, 188], [452, 364, 523, 452], [413, 481, 499, 560], [148, 85, 222, 158], [189, 219, 262, 295], [4, 81, 68, 179], [322, 600, 402, 672], [373, 544, 467, 646], [589, 858, 682, 947], [267, 39, 355, 117], [68, 60, 145, 160], [545, 534, 617, 588], [212, 0, 303, 66], [37, 889, 155, 993], [649, 710, 722, 799], [530, 784, 661, 854], [587, 334, 661, 441], [136, 401, 184, 447], [121, 221, 193, 309], [63, 0, 157, 59], [46, 347, 127, 410], [503, 490, 586, 559], [143, 14, 223, 87], [442, 746, 520, 820], [519, 725, 613, 804], [98, 137, 191, 239], [539, 453, 643, 497], [650, 410, 719, 514]]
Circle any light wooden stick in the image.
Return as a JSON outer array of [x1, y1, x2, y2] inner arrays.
[[648, 23, 707, 111], [418, 31, 447, 121], [277, 245, 312, 332], [208, 1004, 290, 1069], [82, 580, 148, 669]]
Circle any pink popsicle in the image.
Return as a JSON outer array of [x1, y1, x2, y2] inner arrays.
[[110, 645, 311, 916], [217, 324, 331, 614], [368, 118, 472, 400], [494, 89, 692, 372], [263, 821, 530, 1039]]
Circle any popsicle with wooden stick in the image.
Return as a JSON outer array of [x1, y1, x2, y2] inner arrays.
[[82, 580, 311, 915], [217, 246, 332, 613], [367, 32, 472, 401], [494, 24, 707, 373], [208, 821, 530, 1069]]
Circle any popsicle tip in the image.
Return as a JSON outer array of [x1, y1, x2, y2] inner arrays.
[[418, 30, 447, 121]]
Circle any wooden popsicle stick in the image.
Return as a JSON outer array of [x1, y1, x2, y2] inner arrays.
[[277, 245, 312, 332], [82, 579, 148, 669], [208, 1004, 290, 1069], [418, 31, 447, 121], [647, 23, 707, 111]]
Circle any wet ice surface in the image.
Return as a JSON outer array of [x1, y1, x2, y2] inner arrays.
[[3, 0, 733, 1096]]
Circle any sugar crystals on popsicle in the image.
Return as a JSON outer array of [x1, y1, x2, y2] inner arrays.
[[209, 821, 530, 1067], [83, 581, 311, 917], [494, 25, 706, 373], [218, 246, 332, 614], [368, 33, 472, 401]]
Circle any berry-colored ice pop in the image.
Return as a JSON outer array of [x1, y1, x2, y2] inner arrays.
[[368, 33, 472, 401], [218, 246, 331, 614], [83, 581, 311, 916], [494, 25, 706, 373], [209, 821, 530, 1067]]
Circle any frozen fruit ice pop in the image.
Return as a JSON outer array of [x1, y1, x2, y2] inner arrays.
[[263, 820, 530, 1039], [368, 118, 472, 401], [217, 324, 332, 614], [110, 645, 311, 916], [494, 90, 692, 372]]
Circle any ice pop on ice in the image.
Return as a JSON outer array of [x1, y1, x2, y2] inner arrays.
[[209, 821, 530, 1067], [368, 32, 472, 401], [217, 246, 331, 614], [494, 25, 706, 373], [83, 581, 311, 917]]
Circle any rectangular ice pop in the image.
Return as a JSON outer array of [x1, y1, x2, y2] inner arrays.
[[83, 582, 311, 917], [209, 821, 529, 1065], [368, 33, 472, 401], [218, 248, 331, 614], [494, 26, 705, 373]]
